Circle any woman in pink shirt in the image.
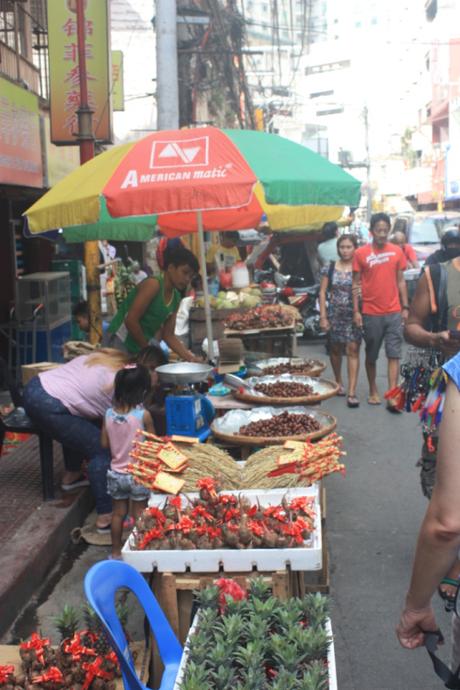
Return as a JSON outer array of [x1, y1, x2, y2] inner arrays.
[[22, 346, 166, 531]]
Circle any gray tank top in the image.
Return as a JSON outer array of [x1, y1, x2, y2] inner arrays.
[[445, 261, 460, 331]]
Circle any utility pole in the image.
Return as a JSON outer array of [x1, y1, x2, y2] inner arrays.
[[76, 0, 101, 344], [156, 0, 179, 129], [363, 106, 373, 222]]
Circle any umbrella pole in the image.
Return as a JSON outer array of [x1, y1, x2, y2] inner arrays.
[[196, 210, 215, 362]]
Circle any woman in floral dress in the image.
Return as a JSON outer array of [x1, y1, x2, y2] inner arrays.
[[319, 234, 362, 407]]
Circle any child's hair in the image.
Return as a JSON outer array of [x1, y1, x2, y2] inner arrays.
[[72, 300, 88, 318], [164, 246, 199, 273], [136, 344, 168, 370], [113, 364, 151, 409]]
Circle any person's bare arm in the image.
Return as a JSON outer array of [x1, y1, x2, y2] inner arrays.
[[124, 278, 161, 349], [404, 273, 460, 356], [162, 312, 202, 362], [143, 410, 155, 434], [352, 271, 362, 328], [397, 380, 460, 648], [100, 420, 110, 450], [397, 269, 410, 322], [318, 274, 330, 331]]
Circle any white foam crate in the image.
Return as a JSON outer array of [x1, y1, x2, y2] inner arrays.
[[172, 615, 337, 690], [122, 487, 322, 573], [148, 482, 319, 507]]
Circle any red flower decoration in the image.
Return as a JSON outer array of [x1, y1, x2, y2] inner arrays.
[[197, 477, 218, 498], [0, 665, 15, 683], [215, 578, 247, 611], [63, 632, 97, 661], [168, 496, 182, 510], [146, 506, 166, 523], [223, 507, 240, 522], [138, 526, 165, 550], [248, 520, 264, 537], [20, 632, 50, 665], [82, 657, 113, 690], [32, 666, 64, 684]]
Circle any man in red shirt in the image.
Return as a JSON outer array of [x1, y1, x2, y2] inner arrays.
[[352, 213, 409, 410], [391, 230, 420, 269]]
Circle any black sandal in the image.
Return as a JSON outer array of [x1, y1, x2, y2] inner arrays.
[[347, 396, 360, 408]]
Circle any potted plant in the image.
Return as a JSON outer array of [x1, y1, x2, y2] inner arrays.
[[174, 578, 337, 690]]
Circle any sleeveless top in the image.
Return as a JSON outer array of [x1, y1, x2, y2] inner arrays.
[[108, 274, 181, 354], [105, 406, 145, 472], [445, 262, 460, 332]]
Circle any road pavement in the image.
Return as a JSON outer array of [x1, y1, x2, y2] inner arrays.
[[4, 340, 451, 689]]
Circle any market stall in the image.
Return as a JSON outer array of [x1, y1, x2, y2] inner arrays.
[[22, 127, 357, 690]]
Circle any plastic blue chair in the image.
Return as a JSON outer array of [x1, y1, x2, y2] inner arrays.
[[84, 560, 183, 690]]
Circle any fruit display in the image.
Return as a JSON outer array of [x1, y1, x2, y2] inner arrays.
[[239, 411, 321, 437], [131, 478, 316, 551], [225, 305, 294, 331], [254, 381, 315, 398], [262, 359, 325, 376], [242, 435, 346, 489], [177, 578, 333, 690], [194, 287, 262, 310], [0, 629, 121, 690]]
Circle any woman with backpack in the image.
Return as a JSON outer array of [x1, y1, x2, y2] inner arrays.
[[319, 234, 362, 408]]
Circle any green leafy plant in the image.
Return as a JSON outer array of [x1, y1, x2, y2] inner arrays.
[[54, 604, 80, 641], [179, 581, 332, 689]]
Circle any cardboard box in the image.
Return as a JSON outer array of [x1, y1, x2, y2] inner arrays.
[[21, 362, 60, 386]]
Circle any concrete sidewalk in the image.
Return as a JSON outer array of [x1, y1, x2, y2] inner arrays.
[[0, 436, 92, 636]]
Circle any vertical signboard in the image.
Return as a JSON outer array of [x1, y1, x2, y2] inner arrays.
[[111, 50, 125, 111], [47, 0, 112, 145], [0, 77, 43, 188]]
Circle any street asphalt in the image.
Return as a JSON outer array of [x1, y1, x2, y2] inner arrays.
[[4, 339, 451, 689]]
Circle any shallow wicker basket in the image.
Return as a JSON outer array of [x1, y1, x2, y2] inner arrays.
[[211, 408, 337, 447], [233, 376, 339, 406]]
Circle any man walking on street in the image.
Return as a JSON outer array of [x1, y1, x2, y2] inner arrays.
[[352, 212, 409, 411]]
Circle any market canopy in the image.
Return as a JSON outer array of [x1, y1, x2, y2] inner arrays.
[[24, 127, 361, 242]]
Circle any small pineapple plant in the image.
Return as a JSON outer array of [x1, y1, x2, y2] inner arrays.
[[54, 604, 80, 642], [179, 578, 333, 690]]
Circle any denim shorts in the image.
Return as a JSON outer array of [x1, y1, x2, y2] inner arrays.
[[362, 312, 403, 363], [107, 469, 150, 501]]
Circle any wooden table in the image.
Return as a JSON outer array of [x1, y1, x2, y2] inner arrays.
[[224, 324, 298, 357]]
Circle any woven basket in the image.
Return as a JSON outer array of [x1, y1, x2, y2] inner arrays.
[[233, 377, 339, 406], [211, 413, 337, 447]]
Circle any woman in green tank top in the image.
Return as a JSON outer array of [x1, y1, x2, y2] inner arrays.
[[108, 247, 201, 361]]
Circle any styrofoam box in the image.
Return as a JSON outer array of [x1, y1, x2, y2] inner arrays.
[[148, 482, 319, 508], [122, 487, 322, 573], [172, 615, 336, 690]]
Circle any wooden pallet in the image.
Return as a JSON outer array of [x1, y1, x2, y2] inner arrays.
[[305, 483, 330, 594], [149, 567, 305, 686]]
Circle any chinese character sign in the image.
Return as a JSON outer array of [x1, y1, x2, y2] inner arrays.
[[0, 77, 43, 187], [47, 0, 112, 145], [111, 50, 124, 112]]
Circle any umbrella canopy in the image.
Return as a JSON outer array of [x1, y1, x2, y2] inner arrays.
[[25, 127, 361, 241]]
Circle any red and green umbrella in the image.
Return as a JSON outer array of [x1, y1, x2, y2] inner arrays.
[[25, 127, 361, 241]]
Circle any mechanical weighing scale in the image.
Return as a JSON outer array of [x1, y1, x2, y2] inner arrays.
[[155, 362, 216, 441]]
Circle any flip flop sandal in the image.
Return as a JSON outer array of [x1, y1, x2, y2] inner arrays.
[[438, 577, 459, 612], [367, 396, 381, 405], [337, 385, 346, 396], [96, 524, 111, 534], [347, 396, 360, 408], [61, 475, 90, 491], [386, 402, 402, 414]]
